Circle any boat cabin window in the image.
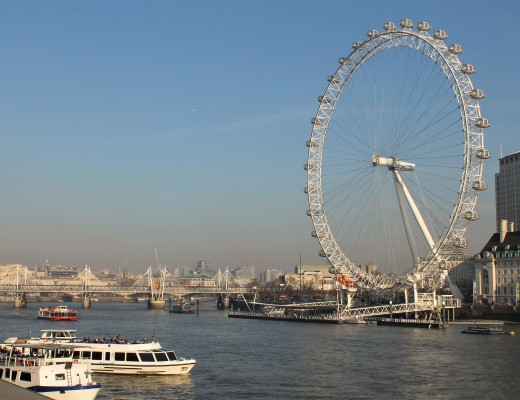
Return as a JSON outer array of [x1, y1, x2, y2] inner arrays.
[[92, 351, 102, 361], [105, 352, 110, 361], [20, 372, 31, 382], [0, 368, 4, 378], [166, 351, 176, 361], [55, 373, 65, 381], [11, 370, 17, 381], [154, 352, 168, 362], [126, 353, 139, 362], [138, 352, 155, 362], [55, 348, 73, 358], [82, 351, 92, 359], [73, 351, 80, 359], [115, 352, 125, 362]]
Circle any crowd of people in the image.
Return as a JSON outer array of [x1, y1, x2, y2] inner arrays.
[[80, 335, 155, 344]]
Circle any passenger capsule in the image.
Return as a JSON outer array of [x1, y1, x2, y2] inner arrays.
[[367, 29, 378, 38], [352, 41, 364, 50], [476, 118, 490, 128], [448, 44, 463, 54], [311, 117, 324, 125], [461, 64, 476, 74], [328, 75, 342, 84], [305, 162, 315, 171], [464, 211, 480, 221], [307, 210, 312, 217], [319, 250, 329, 258], [306, 139, 318, 148], [470, 89, 485, 99], [311, 230, 318, 237], [476, 148, 491, 159], [338, 57, 350, 65], [383, 22, 396, 31], [472, 180, 488, 191], [454, 237, 468, 248], [417, 21, 431, 31], [400, 19, 413, 29], [434, 30, 448, 40], [318, 95, 332, 104]]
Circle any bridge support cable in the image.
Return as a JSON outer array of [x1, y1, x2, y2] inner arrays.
[[14, 266, 28, 308]]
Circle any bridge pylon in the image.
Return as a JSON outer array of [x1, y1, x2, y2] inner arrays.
[[14, 266, 27, 308], [81, 265, 93, 309], [145, 266, 166, 310]]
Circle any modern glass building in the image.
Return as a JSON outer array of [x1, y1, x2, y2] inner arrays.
[[495, 151, 520, 231]]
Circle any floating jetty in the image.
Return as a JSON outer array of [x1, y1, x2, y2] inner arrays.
[[228, 310, 343, 324], [374, 317, 446, 329]]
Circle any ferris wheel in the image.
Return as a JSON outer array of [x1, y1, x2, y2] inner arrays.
[[305, 19, 491, 291]]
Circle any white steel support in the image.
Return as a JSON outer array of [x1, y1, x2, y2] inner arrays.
[[414, 283, 418, 319], [393, 169, 437, 254], [394, 177, 419, 264], [82, 265, 91, 301]]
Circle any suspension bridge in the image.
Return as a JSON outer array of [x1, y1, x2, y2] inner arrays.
[[0, 265, 250, 309]]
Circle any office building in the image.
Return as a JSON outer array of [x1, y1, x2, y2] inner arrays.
[[495, 150, 520, 231]]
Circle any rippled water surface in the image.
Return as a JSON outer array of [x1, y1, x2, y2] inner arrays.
[[1, 302, 519, 399]]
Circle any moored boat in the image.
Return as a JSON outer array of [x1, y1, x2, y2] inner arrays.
[[0, 343, 101, 400], [169, 301, 194, 314], [461, 325, 515, 335], [7, 330, 196, 375], [37, 306, 78, 321]]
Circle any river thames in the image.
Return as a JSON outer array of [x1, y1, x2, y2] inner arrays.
[[0, 301, 518, 399]]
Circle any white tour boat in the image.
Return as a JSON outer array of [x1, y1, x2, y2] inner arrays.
[[0, 343, 101, 400], [7, 330, 196, 375]]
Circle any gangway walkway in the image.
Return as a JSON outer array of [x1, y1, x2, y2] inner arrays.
[[241, 294, 460, 321]]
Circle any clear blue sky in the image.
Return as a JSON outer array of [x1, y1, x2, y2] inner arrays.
[[0, 0, 518, 273]]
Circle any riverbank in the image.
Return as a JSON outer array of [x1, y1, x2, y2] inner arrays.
[[456, 304, 520, 323]]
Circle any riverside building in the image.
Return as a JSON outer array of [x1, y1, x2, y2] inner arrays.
[[474, 219, 520, 305], [495, 150, 520, 231]]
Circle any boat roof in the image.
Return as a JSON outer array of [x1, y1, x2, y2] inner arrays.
[[41, 329, 77, 333], [3, 343, 80, 350]]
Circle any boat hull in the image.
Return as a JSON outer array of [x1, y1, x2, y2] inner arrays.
[[29, 384, 101, 400], [37, 316, 78, 321], [90, 360, 196, 375], [460, 326, 513, 335]]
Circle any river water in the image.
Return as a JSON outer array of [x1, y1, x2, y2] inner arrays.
[[1, 301, 518, 399]]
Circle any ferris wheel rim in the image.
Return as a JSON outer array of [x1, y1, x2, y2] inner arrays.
[[306, 20, 488, 290]]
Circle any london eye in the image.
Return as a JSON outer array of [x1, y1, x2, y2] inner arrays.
[[305, 19, 491, 293]]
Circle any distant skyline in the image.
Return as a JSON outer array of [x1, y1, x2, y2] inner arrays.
[[1, 0, 519, 273]]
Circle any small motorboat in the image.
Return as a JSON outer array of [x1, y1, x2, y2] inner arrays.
[[461, 325, 515, 335], [169, 301, 194, 314]]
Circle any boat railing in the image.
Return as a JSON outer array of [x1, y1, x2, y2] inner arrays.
[[80, 336, 156, 345], [0, 353, 46, 368]]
